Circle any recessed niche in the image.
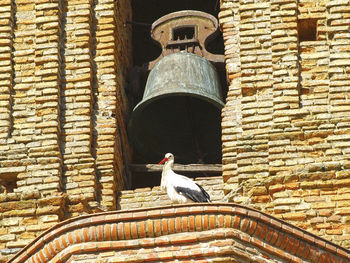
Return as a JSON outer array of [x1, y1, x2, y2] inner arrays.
[[298, 18, 318, 42], [0, 175, 18, 194]]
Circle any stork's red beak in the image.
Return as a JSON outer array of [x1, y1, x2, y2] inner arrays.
[[158, 157, 168, 164]]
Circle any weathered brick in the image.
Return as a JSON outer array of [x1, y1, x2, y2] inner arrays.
[[0, 1, 350, 262], [274, 198, 301, 205]]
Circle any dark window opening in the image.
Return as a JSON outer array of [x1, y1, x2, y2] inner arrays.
[[0, 176, 17, 194], [128, 0, 225, 189], [298, 18, 318, 42], [173, 26, 195, 40]]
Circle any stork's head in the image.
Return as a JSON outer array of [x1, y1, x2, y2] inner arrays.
[[158, 153, 174, 165]]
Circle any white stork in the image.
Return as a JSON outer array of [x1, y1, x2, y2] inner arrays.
[[159, 153, 210, 203]]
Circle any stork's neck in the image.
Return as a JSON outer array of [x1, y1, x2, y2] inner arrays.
[[164, 159, 174, 172], [161, 159, 174, 190]]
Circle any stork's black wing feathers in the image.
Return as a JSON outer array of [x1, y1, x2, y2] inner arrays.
[[174, 184, 210, 203], [195, 183, 210, 201]]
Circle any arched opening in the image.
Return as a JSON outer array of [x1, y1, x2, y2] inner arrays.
[[127, 0, 226, 189]]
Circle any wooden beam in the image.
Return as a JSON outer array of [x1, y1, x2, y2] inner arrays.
[[129, 164, 222, 174]]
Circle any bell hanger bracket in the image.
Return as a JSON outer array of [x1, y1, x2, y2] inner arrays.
[[149, 10, 225, 70]]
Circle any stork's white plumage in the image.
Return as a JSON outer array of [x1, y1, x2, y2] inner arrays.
[[159, 153, 210, 203]]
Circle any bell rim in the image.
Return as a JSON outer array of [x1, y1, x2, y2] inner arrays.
[[132, 90, 224, 114]]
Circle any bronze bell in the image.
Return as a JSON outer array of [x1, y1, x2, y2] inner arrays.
[[128, 11, 225, 163], [128, 52, 223, 163]]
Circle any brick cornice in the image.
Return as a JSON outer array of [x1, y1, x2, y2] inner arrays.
[[9, 203, 350, 263]]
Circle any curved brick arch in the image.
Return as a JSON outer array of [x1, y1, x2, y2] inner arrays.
[[9, 203, 350, 263]]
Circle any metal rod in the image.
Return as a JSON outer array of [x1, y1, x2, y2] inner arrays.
[[129, 164, 222, 173], [125, 21, 151, 27]]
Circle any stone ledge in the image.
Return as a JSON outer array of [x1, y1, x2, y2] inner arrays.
[[8, 203, 350, 263]]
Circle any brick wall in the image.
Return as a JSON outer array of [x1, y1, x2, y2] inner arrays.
[[0, 191, 65, 258], [8, 204, 350, 263], [1, 0, 350, 261], [220, 0, 350, 248], [0, 0, 132, 261]]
